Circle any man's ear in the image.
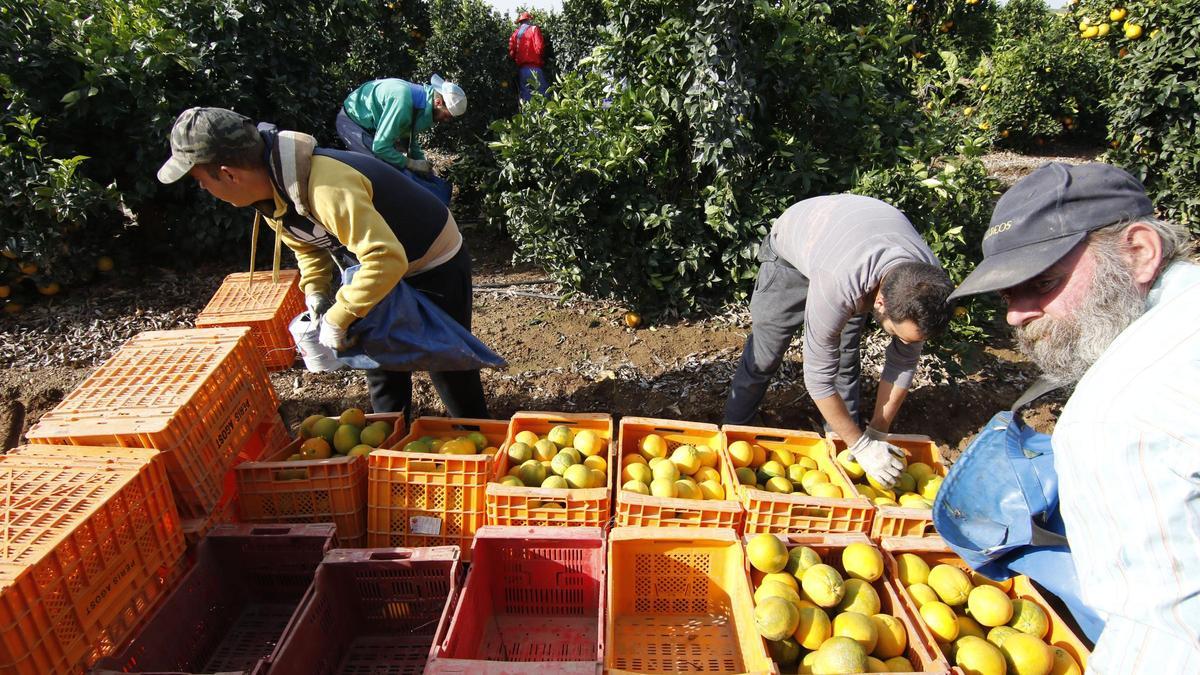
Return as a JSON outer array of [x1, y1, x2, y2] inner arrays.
[[1123, 221, 1165, 288], [874, 292, 887, 313]]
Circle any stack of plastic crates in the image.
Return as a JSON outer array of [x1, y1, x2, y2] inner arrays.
[[263, 546, 462, 674], [236, 413, 406, 547], [605, 528, 774, 674], [25, 327, 288, 543], [723, 424, 873, 535], [614, 417, 743, 530], [94, 523, 335, 675], [486, 412, 614, 528], [426, 526, 605, 673], [367, 417, 509, 559], [194, 269, 304, 371], [0, 446, 184, 674]]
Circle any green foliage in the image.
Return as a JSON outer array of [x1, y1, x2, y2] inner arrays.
[[0, 0, 423, 285], [417, 0, 516, 154], [486, 0, 997, 325], [898, 0, 999, 69], [970, 0, 1113, 147], [1103, 0, 1199, 227], [539, 0, 609, 77], [0, 111, 120, 304]]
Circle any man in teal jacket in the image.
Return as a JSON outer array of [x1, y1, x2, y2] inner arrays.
[[336, 74, 466, 205]]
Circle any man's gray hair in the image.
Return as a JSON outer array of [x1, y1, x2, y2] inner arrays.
[[1088, 215, 1197, 276]]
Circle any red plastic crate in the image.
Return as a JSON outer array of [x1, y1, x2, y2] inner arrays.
[[606, 528, 775, 674], [723, 425, 874, 535], [94, 523, 336, 675], [237, 413, 405, 547], [881, 536, 1091, 672], [0, 446, 185, 675], [746, 532, 950, 674], [26, 328, 282, 521], [486, 412, 614, 528], [264, 546, 462, 675], [194, 269, 305, 371], [615, 417, 743, 530], [366, 417, 509, 559], [427, 526, 605, 674], [827, 433, 948, 540]]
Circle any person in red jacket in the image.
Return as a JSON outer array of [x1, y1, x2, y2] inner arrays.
[[509, 11, 548, 102]]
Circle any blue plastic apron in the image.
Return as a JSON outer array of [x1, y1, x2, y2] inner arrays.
[[335, 265, 506, 372], [933, 378, 1106, 642]]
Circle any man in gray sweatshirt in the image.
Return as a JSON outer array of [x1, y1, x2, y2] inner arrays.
[[723, 194, 954, 487]]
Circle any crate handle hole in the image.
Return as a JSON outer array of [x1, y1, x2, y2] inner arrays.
[[369, 551, 414, 561], [249, 527, 292, 535], [756, 435, 786, 443], [653, 427, 685, 434], [410, 461, 444, 473]]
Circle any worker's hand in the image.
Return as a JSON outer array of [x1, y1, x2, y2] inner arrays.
[[406, 158, 433, 177], [318, 315, 350, 352], [847, 429, 906, 488], [305, 292, 332, 319]]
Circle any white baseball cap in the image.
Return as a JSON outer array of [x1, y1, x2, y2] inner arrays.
[[431, 74, 467, 117]]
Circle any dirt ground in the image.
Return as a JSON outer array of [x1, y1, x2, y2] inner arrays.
[[0, 148, 1093, 460]]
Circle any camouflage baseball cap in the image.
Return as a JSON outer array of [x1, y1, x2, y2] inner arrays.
[[157, 107, 260, 184]]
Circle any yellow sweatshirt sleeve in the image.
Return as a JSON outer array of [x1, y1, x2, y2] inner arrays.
[[307, 156, 409, 329]]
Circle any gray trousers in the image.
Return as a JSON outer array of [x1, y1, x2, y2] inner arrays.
[[723, 235, 866, 426]]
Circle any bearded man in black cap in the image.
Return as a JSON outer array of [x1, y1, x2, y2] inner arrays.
[[951, 161, 1199, 673]]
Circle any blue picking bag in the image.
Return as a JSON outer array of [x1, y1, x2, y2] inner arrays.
[[335, 265, 507, 372], [933, 378, 1105, 643]]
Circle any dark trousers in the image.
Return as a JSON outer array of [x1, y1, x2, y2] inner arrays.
[[364, 245, 488, 421], [723, 234, 866, 426]]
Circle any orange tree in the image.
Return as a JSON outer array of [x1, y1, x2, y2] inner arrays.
[[967, 0, 1114, 148], [1100, 0, 1199, 227], [0, 0, 425, 305], [483, 0, 997, 340]]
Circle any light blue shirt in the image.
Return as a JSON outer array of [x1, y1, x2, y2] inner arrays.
[[1053, 261, 1200, 673]]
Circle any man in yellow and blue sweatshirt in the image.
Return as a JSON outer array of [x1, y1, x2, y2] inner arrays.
[[158, 106, 488, 419]]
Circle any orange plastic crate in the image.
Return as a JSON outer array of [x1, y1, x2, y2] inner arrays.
[[828, 433, 948, 540], [615, 417, 743, 530], [426, 526, 605, 674], [95, 523, 335, 675], [265, 546, 463, 675], [606, 528, 775, 674], [194, 269, 305, 371], [0, 446, 185, 675], [722, 425, 874, 535], [236, 413, 405, 547], [746, 532, 950, 674], [486, 412, 614, 528], [366, 417, 509, 559], [175, 411, 292, 548], [26, 328, 281, 521], [880, 536, 1091, 672]]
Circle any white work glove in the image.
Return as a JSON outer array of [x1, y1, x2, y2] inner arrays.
[[318, 315, 350, 352], [406, 158, 433, 177], [305, 292, 333, 319], [847, 426, 906, 488]]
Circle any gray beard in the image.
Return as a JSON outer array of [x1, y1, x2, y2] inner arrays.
[[1014, 248, 1148, 385]]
